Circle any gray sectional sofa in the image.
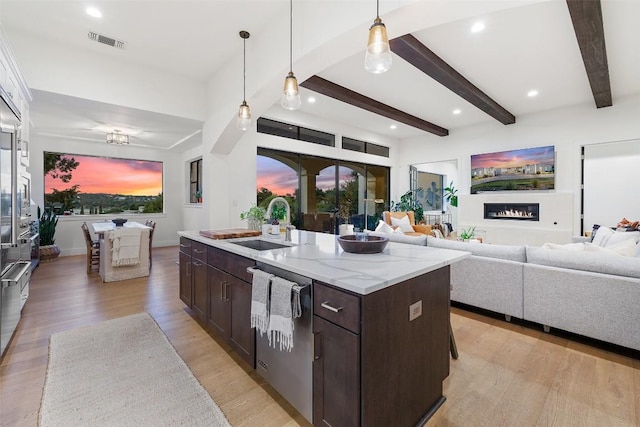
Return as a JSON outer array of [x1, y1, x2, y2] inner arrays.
[[424, 236, 640, 352]]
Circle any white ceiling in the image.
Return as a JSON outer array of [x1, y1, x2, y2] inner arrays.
[[1, 0, 639, 149]]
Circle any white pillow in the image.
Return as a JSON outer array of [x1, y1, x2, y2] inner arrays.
[[393, 226, 405, 235], [604, 230, 640, 247], [390, 215, 414, 233], [585, 239, 638, 257], [374, 220, 394, 234], [591, 226, 613, 247]]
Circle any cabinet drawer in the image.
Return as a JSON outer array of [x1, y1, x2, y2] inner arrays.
[[314, 282, 360, 334], [192, 241, 208, 262], [179, 237, 192, 256], [208, 246, 255, 282]]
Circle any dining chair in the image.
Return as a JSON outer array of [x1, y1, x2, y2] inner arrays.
[[145, 220, 156, 268], [81, 222, 100, 273]]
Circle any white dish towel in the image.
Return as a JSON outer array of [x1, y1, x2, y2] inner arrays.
[[268, 276, 297, 351], [250, 270, 274, 337], [110, 228, 142, 266]]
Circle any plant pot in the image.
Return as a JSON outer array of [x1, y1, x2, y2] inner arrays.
[[247, 218, 262, 231], [40, 244, 61, 262], [339, 224, 354, 236]]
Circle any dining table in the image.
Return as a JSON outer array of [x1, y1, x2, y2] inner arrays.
[[92, 221, 151, 238]]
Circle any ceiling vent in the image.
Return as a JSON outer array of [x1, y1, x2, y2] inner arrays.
[[88, 31, 126, 49]]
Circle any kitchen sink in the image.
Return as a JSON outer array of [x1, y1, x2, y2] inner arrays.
[[229, 240, 292, 251]]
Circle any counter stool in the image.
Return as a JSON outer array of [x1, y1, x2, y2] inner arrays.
[[82, 222, 100, 273]]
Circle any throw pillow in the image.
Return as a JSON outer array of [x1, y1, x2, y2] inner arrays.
[[374, 220, 394, 234], [591, 226, 613, 247], [391, 215, 414, 233], [585, 239, 638, 257], [393, 226, 405, 235], [604, 230, 640, 247]]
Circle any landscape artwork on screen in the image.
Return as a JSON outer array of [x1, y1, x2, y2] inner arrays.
[[470, 145, 555, 194]]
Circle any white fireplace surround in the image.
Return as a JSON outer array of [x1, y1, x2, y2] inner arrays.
[[458, 193, 574, 246]]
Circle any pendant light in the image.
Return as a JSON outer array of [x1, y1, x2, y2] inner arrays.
[[364, 0, 392, 74], [237, 30, 251, 131], [281, 0, 301, 110]]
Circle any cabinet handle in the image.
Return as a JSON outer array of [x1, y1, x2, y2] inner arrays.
[[193, 260, 202, 267], [320, 301, 343, 313], [220, 281, 226, 301], [224, 282, 231, 302], [179, 243, 189, 248], [313, 331, 322, 360], [186, 261, 191, 276], [193, 248, 204, 254]]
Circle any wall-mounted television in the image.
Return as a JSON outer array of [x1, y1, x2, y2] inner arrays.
[[470, 145, 555, 194]]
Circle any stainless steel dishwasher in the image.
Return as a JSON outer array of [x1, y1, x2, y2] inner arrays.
[[253, 261, 313, 423]]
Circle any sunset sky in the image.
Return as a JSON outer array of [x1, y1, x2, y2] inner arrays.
[[256, 156, 353, 195], [471, 145, 554, 169], [45, 154, 163, 196]]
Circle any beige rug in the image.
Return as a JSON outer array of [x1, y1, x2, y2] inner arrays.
[[39, 312, 231, 427]]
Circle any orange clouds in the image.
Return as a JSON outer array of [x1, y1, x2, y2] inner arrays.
[[45, 154, 162, 196]]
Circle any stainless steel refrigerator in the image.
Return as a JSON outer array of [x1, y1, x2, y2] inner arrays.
[[0, 85, 30, 359]]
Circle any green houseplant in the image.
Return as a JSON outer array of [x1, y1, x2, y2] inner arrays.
[[240, 204, 267, 231], [459, 226, 476, 241], [39, 206, 61, 262], [390, 189, 424, 223], [444, 182, 458, 208]]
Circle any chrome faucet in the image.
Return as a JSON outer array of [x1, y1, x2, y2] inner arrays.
[[266, 197, 291, 225]]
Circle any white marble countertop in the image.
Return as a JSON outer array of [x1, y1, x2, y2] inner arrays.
[[178, 230, 470, 295]]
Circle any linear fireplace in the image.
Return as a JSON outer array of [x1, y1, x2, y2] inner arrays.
[[484, 203, 539, 221]]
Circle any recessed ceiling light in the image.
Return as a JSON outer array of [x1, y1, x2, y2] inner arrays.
[[390, 124, 397, 130], [527, 90, 539, 97], [452, 109, 462, 115], [307, 96, 316, 103], [86, 7, 102, 18], [471, 22, 485, 33]]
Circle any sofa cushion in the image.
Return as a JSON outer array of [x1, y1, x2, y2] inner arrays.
[[592, 225, 613, 246], [426, 236, 526, 262], [374, 220, 394, 234], [604, 230, 640, 247], [584, 239, 638, 257], [391, 215, 414, 233], [526, 246, 640, 279]]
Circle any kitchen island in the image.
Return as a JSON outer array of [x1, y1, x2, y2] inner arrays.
[[178, 230, 469, 427]]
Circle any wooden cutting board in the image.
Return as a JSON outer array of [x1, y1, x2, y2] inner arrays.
[[199, 228, 262, 239]]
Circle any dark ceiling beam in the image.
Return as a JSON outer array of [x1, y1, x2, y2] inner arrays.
[[301, 75, 449, 137], [566, 0, 612, 108], [390, 34, 516, 125]]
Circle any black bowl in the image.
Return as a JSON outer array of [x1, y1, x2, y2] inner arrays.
[[112, 218, 128, 227], [337, 234, 389, 254]]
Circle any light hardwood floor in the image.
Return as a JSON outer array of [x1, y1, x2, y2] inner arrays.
[[1, 246, 638, 426]]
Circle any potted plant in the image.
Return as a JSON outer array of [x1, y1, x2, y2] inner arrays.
[[338, 198, 354, 236], [39, 206, 61, 262], [390, 189, 424, 223], [444, 182, 458, 208], [240, 204, 267, 231], [459, 226, 476, 241]]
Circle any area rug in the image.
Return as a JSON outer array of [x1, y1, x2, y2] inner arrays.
[[39, 312, 231, 427]]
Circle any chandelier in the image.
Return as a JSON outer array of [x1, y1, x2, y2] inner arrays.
[[106, 130, 129, 145]]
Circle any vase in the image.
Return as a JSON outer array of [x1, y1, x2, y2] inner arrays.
[[247, 218, 262, 231], [40, 244, 61, 262], [339, 224, 354, 236]]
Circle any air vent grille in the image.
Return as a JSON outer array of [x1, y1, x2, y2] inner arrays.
[[88, 31, 126, 49]]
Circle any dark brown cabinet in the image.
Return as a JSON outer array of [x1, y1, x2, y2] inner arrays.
[[191, 258, 208, 321], [206, 255, 255, 367], [312, 315, 360, 427], [313, 267, 450, 427]]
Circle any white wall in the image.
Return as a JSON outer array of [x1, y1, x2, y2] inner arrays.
[[30, 134, 183, 256], [394, 93, 640, 243]]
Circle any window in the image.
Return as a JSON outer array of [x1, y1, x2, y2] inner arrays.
[[43, 152, 163, 215], [257, 148, 390, 233], [342, 137, 389, 158], [257, 117, 335, 147], [189, 158, 202, 203]]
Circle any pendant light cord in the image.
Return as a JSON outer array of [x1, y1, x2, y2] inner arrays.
[[289, 0, 293, 73], [376, 0, 380, 19], [243, 37, 246, 102]]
